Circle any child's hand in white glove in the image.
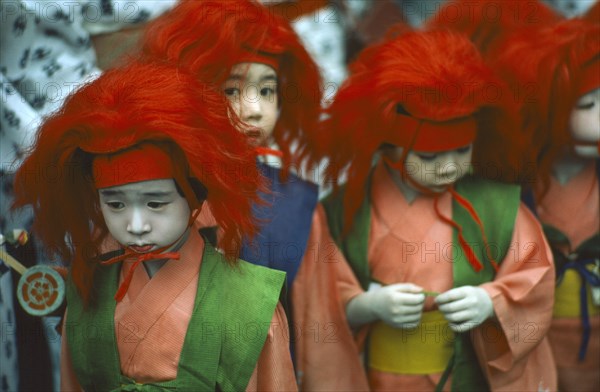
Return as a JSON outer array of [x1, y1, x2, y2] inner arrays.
[[347, 283, 425, 329], [435, 286, 494, 332]]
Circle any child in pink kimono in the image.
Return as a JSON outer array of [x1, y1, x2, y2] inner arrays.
[[293, 29, 557, 391], [12, 60, 297, 391], [496, 18, 600, 392]]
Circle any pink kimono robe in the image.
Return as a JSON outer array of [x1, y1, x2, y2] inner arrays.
[[536, 161, 600, 392], [294, 162, 557, 391], [60, 225, 297, 391]]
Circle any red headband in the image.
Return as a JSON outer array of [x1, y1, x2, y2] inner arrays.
[[236, 48, 280, 72], [93, 144, 174, 189], [386, 114, 478, 152]]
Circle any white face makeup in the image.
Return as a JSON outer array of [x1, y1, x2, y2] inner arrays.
[[384, 145, 474, 193], [570, 87, 600, 158], [98, 179, 191, 253], [222, 62, 279, 147]]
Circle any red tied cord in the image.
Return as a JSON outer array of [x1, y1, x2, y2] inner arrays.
[[432, 186, 499, 273], [255, 147, 284, 158], [100, 209, 201, 302], [101, 249, 180, 302], [447, 187, 499, 272], [433, 194, 484, 273]]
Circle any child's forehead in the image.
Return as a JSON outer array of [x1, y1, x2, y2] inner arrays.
[[228, 62, 278, 82]]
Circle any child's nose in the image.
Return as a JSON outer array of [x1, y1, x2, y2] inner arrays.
[[438, 155, 460, 177], [240, 88, 262, 122], [126, 209, 151, 235]]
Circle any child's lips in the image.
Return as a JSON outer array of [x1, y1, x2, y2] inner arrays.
[[129, 244, 155, 253], [245, 129, 262, 140]]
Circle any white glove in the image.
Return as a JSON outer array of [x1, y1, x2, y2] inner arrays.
[[435, 286, 494, 332], [367, 283, 426, 329]]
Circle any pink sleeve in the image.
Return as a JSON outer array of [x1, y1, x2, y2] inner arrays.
[[60, 310, 84, 392], [245, 302, 297, 392], [474, 204, 557, 390], [292, 204, 370, 391]]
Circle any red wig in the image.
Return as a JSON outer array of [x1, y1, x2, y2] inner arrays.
[[315, 29, 524, 230], [13, 61, 263, 303], [141, 0, 322, 171], [494, 18, 600, 195], [425, 0, 561, 57]]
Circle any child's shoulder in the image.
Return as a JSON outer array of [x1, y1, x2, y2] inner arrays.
[[204, 244, 286, 291], [235, 257, 287, 284]]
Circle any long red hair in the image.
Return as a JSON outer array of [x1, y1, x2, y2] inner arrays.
[[494, 18, 600, 195], [313, 30, 524, 230], [13, 61, 263, 303], [141, 0, 322, 171]]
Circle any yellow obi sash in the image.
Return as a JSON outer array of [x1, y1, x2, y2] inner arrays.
[[554, 269, 600, 318], [368, 310, 454, 374]]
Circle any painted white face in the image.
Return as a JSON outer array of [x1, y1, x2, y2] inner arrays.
[[222, 62, 279, 147], [570, 87, 600, 158], [384, 145, 473, 192], [98, 179, 191, 253]]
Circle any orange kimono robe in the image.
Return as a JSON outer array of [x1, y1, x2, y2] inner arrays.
[[60, 226, 297, 391], [536, 161, 600, 392], [294, 162, 557, 391]]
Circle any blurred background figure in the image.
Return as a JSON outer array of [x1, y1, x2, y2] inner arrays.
[[495, 18, 600, 391], [544, 0, 598, 18], [265, 0, 354, 93], [0, 2, 176, 391]]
